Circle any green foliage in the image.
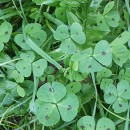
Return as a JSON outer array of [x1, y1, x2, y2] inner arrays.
[[1, 0, 130, 129], [36, 82, 79, 126]]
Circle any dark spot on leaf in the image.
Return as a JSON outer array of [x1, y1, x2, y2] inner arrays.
[[106, 128, 111, 130], [80, 125, 85, 129], [112, 18, 114, 21], [102, 51, 106, 55], [37, 65, 40, 69], [89, 124, 91, 127], [37, 38, 40, 41], [88, 65, 92, 68], [100, 20, 102, 24], [109, 92, 112, 96], [71, 86, 73, 88], [67, 45, 70, 48], [117, 58, 120, 61], [67, 105, 72, 111], [76, 32, 78, 35], [5, 31, 8, 35], [22, 40, 25, 43], [61, 31, 63, 34], [23, 67, 26, 69], [61, 12, 63, 15], [124, 89, 127, 92], [49, 87, 54, 92], [119, 104, 122, 107], [45, 115, 49, 120]]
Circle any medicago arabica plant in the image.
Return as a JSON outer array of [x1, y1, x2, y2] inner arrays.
[[0, 0, 130, 130]]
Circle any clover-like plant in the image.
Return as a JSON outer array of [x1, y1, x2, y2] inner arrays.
[[14, 23, 47, 50], [16, 51, 47, 78], [53, 22, 86, 54], [104, 80, 130, 113], [97, 1, 120, 31], [71, 40, 112, 73], [35, 81, 79, 126]]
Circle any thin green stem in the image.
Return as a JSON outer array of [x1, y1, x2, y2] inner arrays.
[[0, 58, 21, 67], [91, 72, 97, 117]]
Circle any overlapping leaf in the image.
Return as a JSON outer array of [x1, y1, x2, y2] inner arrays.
[[96, 117, 115, 130], [77, 116, 95, 130], [53, 22, 86, 54], [0, 22, 12, 51], [36, 82, 79, 126], [93, 40, 112, 66], [104, 80, 130, 113]]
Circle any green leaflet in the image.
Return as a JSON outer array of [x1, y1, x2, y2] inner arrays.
[[77, 116, 95, 130], [37, 82, 66, 103], [32, 59, 47, 77], [96, 117, 115, 130], [111, 31, 130, 46], [57, 94, 79, 122], [35, 100, 60, 126], [0, 22, 12, 51], [103, 1, 115, 15], [93, 40, 112, 66], [79, 57, 103, 73]]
